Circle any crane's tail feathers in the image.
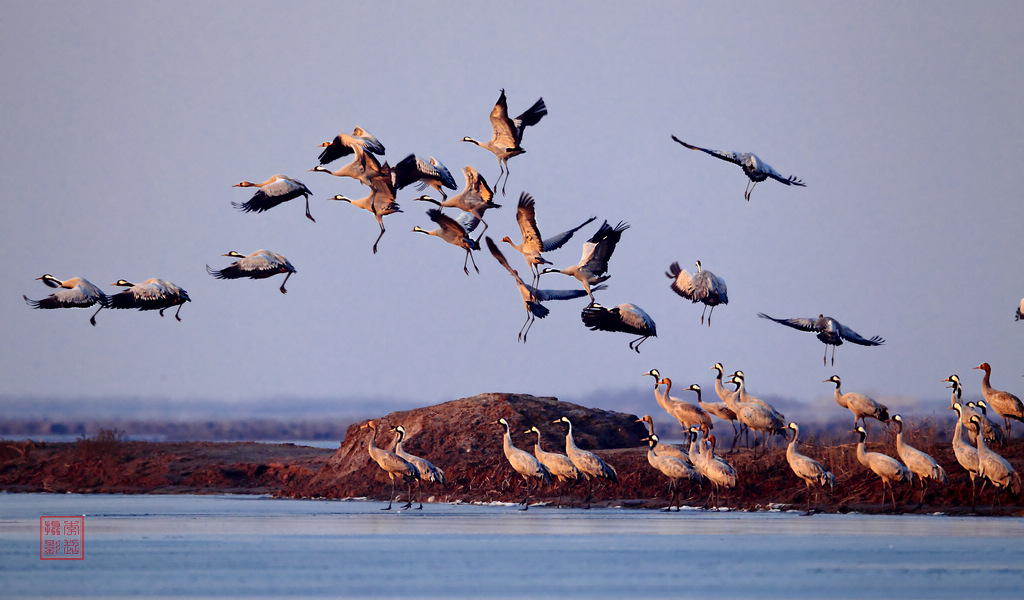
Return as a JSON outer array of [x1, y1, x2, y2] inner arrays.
[[528, 301, 550, 319]]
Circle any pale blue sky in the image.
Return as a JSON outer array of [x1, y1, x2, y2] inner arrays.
[[2, 2, 1021, 420]]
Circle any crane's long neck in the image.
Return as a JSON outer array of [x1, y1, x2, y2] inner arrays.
[[533, 431, 545, 453], [980, 369, 994, 395], [563, 422, 578, 453], [833, 385, 847, 408], [855, 435, 869, 466], [713, 369, 728, 400], [654, 382, 672, 413], [974, 423, 992, 456], [501, 424, 515, 458]]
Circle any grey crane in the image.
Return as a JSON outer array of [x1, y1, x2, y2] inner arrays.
[[966, 401, 1007, 447], [723, 375, 785, 453], [309, 148, 384, 188], [553, 416, 618, 509], [784, 422, 834, 515], [232, 175, 315, 223], [108, 278, 191, 321], [945, 375, 990, 445], [461, 88, 547, 195], [947, 383, 982, 511], [390, 425, 445, 509], [413, 209, 481, 275], [581, 302, 656, 353], [853, 425, 912, 511], [485, 236, 601, 342], [824, 375, 889, 429], [496, 418, 550, 510], [970, 415, 1022, 509], [891, 414, 946, 506], [973, 362, 1024, 435], [671, 135, 805, 201], [757, 313, 885, 365], [642, 370, 712, 431], [526, 426, 579, 508], [360, 420, 419, 510], [688, 428, 737, 510], [687, 382, 741, 443], [728, 370, 785, 424], [393, 154, 457, 201], [329, 162, 402, 254], [23, 274, 108, 326], [710, 363, 745, 444], [666, 260, 728, 326], [540, 220, 627, 301], [206, 250, 296, 294], [635, 415, 692, 464], [316, 126, 385, 165], [414, 166, 500, 242], [502, 193, 596, 293], [643, 433, 700, 512]]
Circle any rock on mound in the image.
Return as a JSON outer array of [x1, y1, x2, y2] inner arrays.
[[294, 392, 647, 502]]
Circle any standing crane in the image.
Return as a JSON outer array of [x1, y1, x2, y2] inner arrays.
[[636, 415, 693, 464], [108, 278, 191, 321], [757, 313, 885, 365], [329, 162, 402, 254], [642, 433, 700, 511], [686, 383, 740, 444], [206, 250, 296, 294], [393, 154, 457, 201], [316, 126, 385, 166], [946, 378, 982, 510], [966, 401, 1008, 447], [485, 236, 601, 342], [412, 209, 481, 275], [232, 175, 315, 223], [360, 420, 419, 510], [973, 362, 1024, 435], [671, 135, 805, 201], [526, 426, 579, 508], [666, 260, 728, 326], [891, 414, 946, 506], [541, 220, 628, 301], [824, 375, 889, 429], [553, 416, 618, 509], [722, 375, 785, 453], [784, 422, 834, 515], [688, 427, 737, 510], [389, 425, 445, 509], [642, 370, 712, 431], [23, 274, 108, 326], [502, 193, 596, 292], [461, 88, 547, 195], [414, 166, 500, 242], [496, 418, 550, 510], [852, 425, 912, 511], [581, 302, 657, 353], [969, 415, 1022, 509], [710, 363, 745, 444]]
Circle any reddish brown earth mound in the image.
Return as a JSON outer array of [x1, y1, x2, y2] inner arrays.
[[2, 392, 1022, 515]]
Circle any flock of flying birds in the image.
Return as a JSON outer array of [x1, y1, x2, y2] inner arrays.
[[22, 88, 1023, 512], [22, 87, 896, 364]]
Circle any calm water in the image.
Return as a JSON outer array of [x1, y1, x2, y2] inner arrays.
[[2, 493, 1023, 599]]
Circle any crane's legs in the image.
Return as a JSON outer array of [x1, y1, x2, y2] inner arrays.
[[629, 335, 650, 353], [279, 272, 292, 294], [463, 248, 479, 276], [304, 196, 316, 223], [382, 477, 397, 510], [372, 222, 386, 255], [519, 313, 536, 343], [90, 306, 103, 327]]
